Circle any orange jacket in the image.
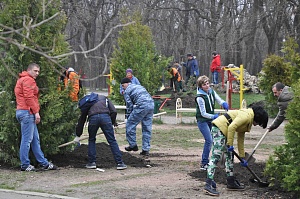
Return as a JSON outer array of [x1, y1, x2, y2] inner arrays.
[[14, 71, 40, 114], [64, 71, 80, 101], [170, 67, 181, 82]]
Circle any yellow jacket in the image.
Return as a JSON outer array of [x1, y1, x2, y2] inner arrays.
[[212, 108, 254, 157]]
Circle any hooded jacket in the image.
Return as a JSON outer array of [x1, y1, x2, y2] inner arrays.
[[212, 108, 255, 157], [14, 71, 40, 114], [210, 54, 221, 72], [269, 86, 293, 130], [195, 87, 225, 122]]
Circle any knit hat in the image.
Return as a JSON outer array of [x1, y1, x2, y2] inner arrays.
[[121, 78, 132, 84], [187, 53, 193, 57], [126, 68, 133, 74]]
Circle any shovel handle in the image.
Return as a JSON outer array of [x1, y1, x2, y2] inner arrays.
[[58, 132, 103, 148], [246, 129, 269, 161]]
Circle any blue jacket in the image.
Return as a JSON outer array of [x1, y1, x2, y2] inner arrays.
[[186, 58, 199, 77], [120, 76, 140, 94], [124, 83, 154, 116]]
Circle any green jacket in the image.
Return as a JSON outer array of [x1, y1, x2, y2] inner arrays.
[[195, 92, 215, 122]]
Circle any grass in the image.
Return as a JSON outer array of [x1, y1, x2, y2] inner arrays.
[[218, 92, 265, 109]]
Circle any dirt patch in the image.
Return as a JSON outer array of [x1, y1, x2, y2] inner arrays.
[[155, 88, 196, 110], [0, 122, 297, 199]]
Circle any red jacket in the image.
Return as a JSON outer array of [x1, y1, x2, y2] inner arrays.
[[14, 71, 40, 114], [210, 54, 221, 72]]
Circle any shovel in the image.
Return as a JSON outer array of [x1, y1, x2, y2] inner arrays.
[[58, 122, 126, 148], [232, 150, 269, 187], [246, 129, 269, 163]]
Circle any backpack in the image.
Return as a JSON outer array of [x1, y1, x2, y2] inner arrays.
[[78, 92, 99, 112]]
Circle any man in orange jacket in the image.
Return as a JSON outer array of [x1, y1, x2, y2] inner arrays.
[[64, 67, 80, 102]]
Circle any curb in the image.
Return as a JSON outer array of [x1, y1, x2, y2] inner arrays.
[[0, 189, 80, 199]]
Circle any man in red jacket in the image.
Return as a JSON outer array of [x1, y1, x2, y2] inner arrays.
[[210, 51, 221, 85], [14, 63, 58, 171]]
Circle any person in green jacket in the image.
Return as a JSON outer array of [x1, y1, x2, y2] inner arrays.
[[204, 105, 268, 196]]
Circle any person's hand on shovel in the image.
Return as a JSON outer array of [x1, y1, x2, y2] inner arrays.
[[227, 145, 234, 152], [240, 158, 248, 167], [73, 136, 81, 144]]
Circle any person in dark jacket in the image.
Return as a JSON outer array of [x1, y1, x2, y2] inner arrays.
[[74, 94, 127, 170], [268, 82, 293, 132], [185, 53, 199, 85]]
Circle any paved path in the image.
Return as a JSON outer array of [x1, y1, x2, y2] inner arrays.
[[0, 189, 79, 199]]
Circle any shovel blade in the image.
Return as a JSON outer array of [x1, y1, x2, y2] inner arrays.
[[245, 152, 256, 164]]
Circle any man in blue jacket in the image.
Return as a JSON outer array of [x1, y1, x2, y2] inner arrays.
[[121, 78, 154, 156], [185, 53, 199, 85]]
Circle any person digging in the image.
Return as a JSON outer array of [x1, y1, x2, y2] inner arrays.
[[204, 105, 268, 196]]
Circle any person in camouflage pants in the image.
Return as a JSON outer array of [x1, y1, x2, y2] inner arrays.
[[204, 106, 269, 197], [207, 126, 234, 180]]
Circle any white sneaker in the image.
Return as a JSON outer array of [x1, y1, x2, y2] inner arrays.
[[200, 164, 208, 171], [85, 162, 96, 169]]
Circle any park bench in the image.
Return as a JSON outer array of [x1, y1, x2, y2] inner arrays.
[[176, 98, 226, 124]]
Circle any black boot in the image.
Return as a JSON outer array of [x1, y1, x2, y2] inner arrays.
[[204, 178, 220, 196], [227, 176, 245, 190]]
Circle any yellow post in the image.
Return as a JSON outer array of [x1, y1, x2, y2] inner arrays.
[[224, 64, 245, 109], [239, 65, 244, 109], [104, 73, 113, 95]]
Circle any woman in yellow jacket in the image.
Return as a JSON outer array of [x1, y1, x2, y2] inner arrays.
[[204, 105, 268, 196], [64, 67, 80, 102]]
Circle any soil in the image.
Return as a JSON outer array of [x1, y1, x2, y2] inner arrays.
[[0, 122, 297, 199]]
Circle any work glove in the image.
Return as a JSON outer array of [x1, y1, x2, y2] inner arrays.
[[222, 102, 229, 111], [240, 158, 248, 167], [227, 145, 234, 152], [73, 136, 80, 143], [213, 114, 219, 120], [124, 119, 127, 123], [194, 71, 197, 75]]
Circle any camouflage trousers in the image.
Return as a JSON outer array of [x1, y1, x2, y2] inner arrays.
[[207, 125, 234, 179]]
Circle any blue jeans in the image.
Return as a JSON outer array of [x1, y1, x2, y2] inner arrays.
[[197, 120, 213, 165], [126, 102, 154, 151], [212, 71, 219, 84], [16, 110, 49, 169], [88, 113, 123, 164]]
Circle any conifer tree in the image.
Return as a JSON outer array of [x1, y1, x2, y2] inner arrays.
[[110, 12, 171, 104], [0, 0, 79, 165], [262, 38, 300, 194]]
